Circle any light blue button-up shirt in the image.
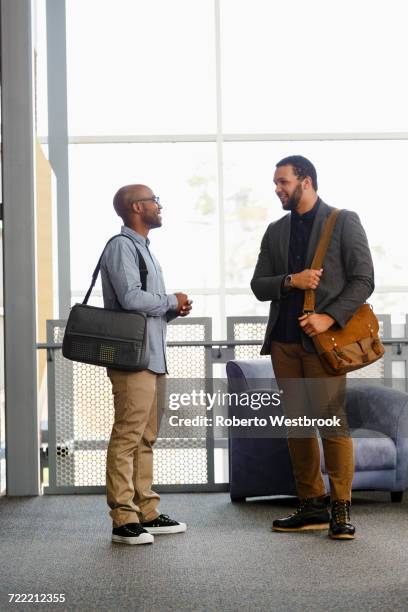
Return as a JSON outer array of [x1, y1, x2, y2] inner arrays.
[[100, 226, 178, 373]]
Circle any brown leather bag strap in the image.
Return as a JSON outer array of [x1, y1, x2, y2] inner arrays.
[[303, 209, 341, 313]]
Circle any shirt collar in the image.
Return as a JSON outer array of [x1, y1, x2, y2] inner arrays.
[[121, 225, 150, 247], [291, 197, 320, 222]]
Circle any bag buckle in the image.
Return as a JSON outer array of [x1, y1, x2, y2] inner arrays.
[[303, 309, 315, 315]]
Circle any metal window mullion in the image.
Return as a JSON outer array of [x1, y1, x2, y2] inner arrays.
[[1, 0, 40, 496], [223, 132, 408, 142], [46, 0, 71, 319], [35, 132, 408, 145], [214, 0, 226, 339]]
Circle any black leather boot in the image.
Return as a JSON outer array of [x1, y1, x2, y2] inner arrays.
[[272, 496, 330, 532], [329, 500, 355, 540]]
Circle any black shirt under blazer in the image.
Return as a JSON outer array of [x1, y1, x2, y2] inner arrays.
[[270, 199, 320, 343], [251, 199, 375, 355]]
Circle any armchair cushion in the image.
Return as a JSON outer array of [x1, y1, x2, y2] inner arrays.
[[319, 431, 397, 473]]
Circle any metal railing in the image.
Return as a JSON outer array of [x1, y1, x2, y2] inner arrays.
[[38, 315, 408, 494]]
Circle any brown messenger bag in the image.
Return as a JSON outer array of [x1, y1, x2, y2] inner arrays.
[[303, 209, 384, 376]]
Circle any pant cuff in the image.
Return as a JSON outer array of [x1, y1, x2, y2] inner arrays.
[[110, 512, 140, 528], [141, 510, 160, 523]]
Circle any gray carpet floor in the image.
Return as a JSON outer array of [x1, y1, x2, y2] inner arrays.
[[0, 492, 407, 612]]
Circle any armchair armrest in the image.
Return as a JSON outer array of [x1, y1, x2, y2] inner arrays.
[[346, 384, 408, 491], [226, 359, 276, 393], [346, 384, 408, 443]]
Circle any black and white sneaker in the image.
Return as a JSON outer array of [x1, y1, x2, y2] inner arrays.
[[141, 514, 187, 534], [112, 523, 154, 545]]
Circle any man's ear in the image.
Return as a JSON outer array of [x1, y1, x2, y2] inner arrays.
[[303, 176, 313, 190], [131, 201, 142, 215]]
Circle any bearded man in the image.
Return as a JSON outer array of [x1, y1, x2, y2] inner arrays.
[[251, 156, 374, 539]]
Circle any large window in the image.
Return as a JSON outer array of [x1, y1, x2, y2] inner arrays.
[[66, 0, 216, 136], [69, 143, 219, 290], [60, 0, 408, 333], [223, 140, 408, 319], [220, 0, 408, 133]]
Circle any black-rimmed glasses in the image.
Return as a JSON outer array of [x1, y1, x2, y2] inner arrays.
[[137, 195, 161, 207]]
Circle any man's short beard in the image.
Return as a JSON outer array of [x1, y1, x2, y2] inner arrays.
[[283, 182, 303, 211], [142, 210, 162, 229], [145, 218, 162, 229]]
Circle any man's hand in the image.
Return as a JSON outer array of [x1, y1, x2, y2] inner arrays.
[[179, 299, 193, 317], [298, 313, 335, 337], [174, 292, 192, 316], [292, 268, 323, 290]]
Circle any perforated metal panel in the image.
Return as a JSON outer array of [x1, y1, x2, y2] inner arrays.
[[165, 319, 213, 484], [227, 317, 269, 360], [46, 318, 213, 492], [46, 314, 397, 493], [167, 322, 208, 378], [154, 443, 208, 485]]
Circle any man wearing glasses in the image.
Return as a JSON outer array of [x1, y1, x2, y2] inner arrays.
[[101, 184, 192, 545]]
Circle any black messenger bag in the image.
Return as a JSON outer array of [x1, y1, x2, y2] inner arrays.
[[62, 234, 150, 371]]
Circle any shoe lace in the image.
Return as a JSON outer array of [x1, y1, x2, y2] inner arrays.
[[332, 501, 350, 523], [158, 514, 172, 523], [291, 499, 308, 517]]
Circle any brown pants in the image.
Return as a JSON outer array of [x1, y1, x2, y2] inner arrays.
[[106, 368, 164, 527], [271, 341, 354, 502]]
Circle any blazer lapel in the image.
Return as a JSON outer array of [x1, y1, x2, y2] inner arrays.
[[305, 200, 331, 268]]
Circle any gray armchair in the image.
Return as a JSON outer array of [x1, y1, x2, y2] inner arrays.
[[226, 359, 408, 502]]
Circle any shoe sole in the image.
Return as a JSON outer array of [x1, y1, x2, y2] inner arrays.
[[112, 533, 154, 545], [143, 523, 187, 535], [329, 530, 355, 540], [272, 523, 329, 532]]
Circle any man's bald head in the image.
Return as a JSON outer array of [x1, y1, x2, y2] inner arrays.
[[113, 184, 153, 222], [113, 183, 162, 235]]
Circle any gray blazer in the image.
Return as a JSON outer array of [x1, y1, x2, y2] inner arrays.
[[251, 200, 375, 354]]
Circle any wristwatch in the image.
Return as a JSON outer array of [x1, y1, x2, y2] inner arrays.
[[284, 274, 293, 290]]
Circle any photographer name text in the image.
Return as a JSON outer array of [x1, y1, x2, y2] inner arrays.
[[168, 415, 342, 427]]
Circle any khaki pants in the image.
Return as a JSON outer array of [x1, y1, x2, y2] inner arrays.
[[271, 341, 354, 502], [106, 368, 164, 527]]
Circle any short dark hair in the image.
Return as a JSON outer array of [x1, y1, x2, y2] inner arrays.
[[276, 155, 318, 191]]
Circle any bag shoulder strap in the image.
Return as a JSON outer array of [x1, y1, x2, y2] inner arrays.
[[82, 234, 148, 305], [303, 208, 341, 313]]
